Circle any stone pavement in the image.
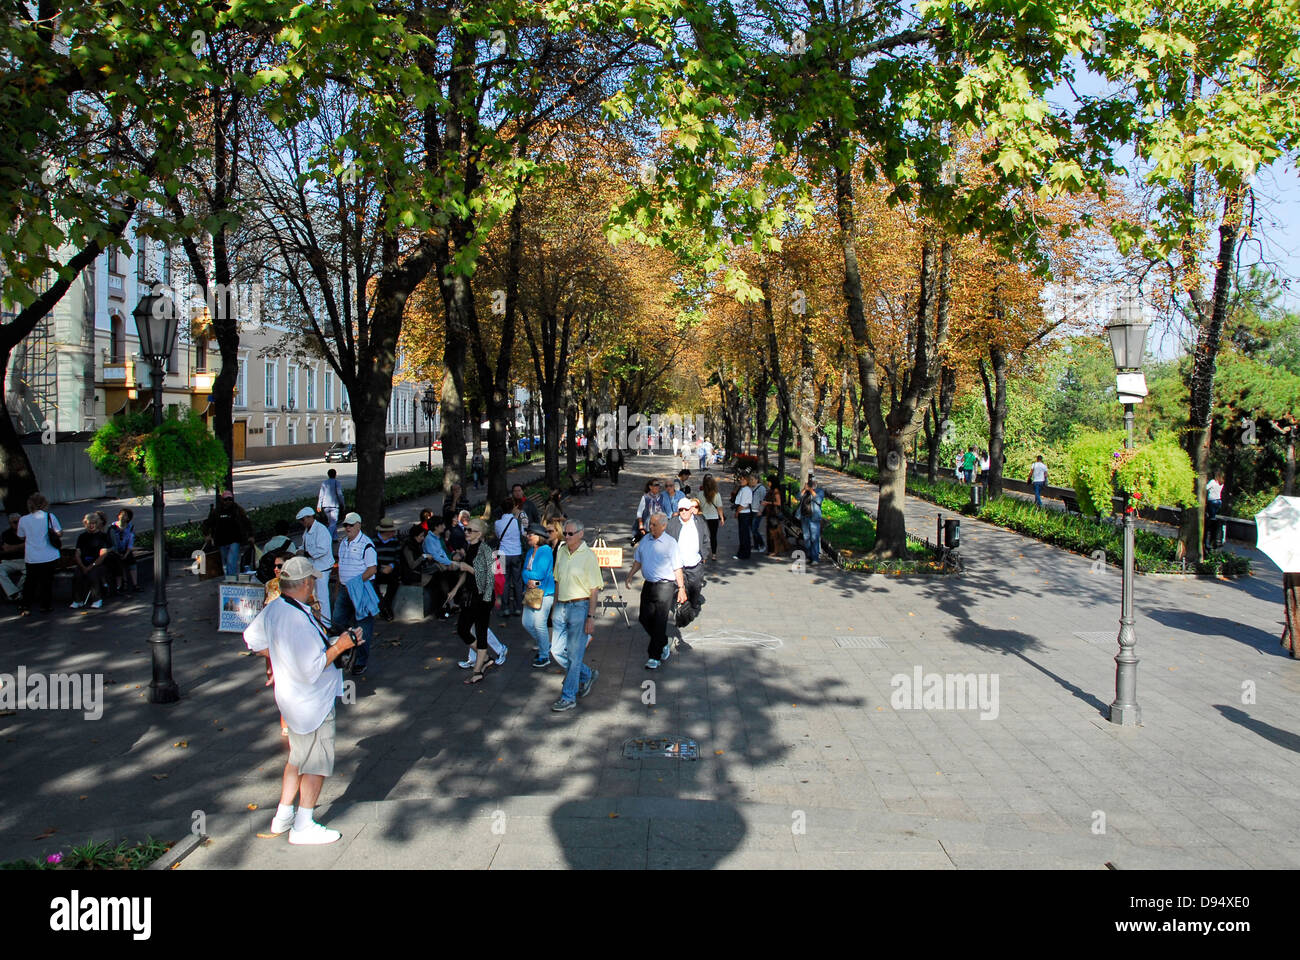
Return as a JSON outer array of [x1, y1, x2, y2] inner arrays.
[[2, 452, 1298, 869]]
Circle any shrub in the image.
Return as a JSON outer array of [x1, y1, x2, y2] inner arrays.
[[1065, 428, 1195, 517]]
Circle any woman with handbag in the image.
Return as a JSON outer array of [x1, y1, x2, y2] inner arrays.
[[521, 524, 557, 668], [17, 492, 62, 615], [453, 520, 499, 684]]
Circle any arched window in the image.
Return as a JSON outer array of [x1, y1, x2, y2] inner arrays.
[[110, 314, 125, 363]]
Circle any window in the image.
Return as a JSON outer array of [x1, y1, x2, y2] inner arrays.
[[110, 314, 125, 363], [286, 363, 298, 410], [326, 419, 333, 443], [307, 419, 316, 444], [305, 366, 315, 409], [323, 370, 334, 410], [235, 356, 247, 408], [195, 337, 208, 373], [288, 419, 297, 446], [266, 418, 276, 447], [264, 359, 277, 407]]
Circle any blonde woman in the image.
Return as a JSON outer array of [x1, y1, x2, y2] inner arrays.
[[697, 475, 726, 561]]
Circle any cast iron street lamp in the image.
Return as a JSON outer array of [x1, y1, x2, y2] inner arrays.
[[421, 385, 437, 471], [133, 282, 181, 704], [1106, 291, 1149, 726]]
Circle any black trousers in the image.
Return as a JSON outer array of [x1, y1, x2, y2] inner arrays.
[[705, 518, 719, 557], [23, 559, 57, 612], [457, 596, 494, 650], [639, 580, 676, 660], [376, 569, 400, 614], [608, 461, 621, 484], [677, 563, 704, 627]]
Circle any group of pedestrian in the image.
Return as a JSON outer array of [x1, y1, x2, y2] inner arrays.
[[2, 494, 140, 615]]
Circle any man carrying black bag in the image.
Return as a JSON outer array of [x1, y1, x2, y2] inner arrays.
[[666, 497, 709, 629]]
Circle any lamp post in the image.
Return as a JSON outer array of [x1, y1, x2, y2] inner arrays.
[[421, 385, 437, 471], [1106, 291, 1149, 726], [133, 281, 181, 704]]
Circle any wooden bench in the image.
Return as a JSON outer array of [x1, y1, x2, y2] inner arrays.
[[567, 470, 593, 496]]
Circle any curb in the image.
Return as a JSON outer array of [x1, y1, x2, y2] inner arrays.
[[147, 832, 205, 871]]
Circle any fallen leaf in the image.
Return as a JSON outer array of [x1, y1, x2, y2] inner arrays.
[[255, 832, 279, 839], [33, 827, 56, 840], [173, 741, 188, 748], [152, 774, 168, 781], [715, 750, 724, 755], [247, 803, 258, 810], [608, 813, 619, 819], [78, 795, 88, 801]]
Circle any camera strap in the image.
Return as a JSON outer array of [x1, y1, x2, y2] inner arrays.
[[282, 595, 336, 665]]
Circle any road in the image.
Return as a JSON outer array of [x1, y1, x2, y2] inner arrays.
[[47, 448, 473, 536]]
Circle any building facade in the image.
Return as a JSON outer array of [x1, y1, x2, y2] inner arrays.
[[4, 222, 435, 468]]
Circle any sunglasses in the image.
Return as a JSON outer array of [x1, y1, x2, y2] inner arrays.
[[563, 530, 580, 536]]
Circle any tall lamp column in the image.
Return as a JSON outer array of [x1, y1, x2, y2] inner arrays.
[[1106, 292, 1149, 726], [133, 282, 181, 704]]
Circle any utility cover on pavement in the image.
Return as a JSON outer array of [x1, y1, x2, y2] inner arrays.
[[622, 736, 700, 761], [832, 635, 888, 648]]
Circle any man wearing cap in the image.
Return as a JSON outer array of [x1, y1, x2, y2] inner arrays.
[[297, 507, 333, 621], [666, 497, 709, 627], [244, 556, 360, 845], [628, 511, 688, 670], [550, 518, 603, 712], [202, 490, 255, 578], [373, 517, 401, 622], [331, 512, 378, 676]]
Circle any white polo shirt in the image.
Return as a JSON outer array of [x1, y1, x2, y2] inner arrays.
[[674, 519, 703, 567], [735, 485, 754, 514], [244, 595, 344, 735], [337, 530, 376, 584]]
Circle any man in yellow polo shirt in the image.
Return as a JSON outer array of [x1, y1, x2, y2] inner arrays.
[[550, 518, 603, 712]]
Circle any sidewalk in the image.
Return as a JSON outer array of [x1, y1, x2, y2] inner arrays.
[[3, 452, 1298, 869]]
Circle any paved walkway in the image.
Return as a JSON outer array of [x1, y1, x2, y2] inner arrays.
[[2, 452, 1297, 869]]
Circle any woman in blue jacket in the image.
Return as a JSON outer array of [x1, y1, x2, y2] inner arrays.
[[521, 523, 557, 668]]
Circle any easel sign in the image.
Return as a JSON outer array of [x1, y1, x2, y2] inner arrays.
[[592, 537, 630, 627]]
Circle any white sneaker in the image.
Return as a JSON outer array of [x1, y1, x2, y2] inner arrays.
[[288, 821, 341, 845], [269, 810, 295, 835], [90, 600, 103, 609], [495, 644, 508, 666], [644, 659, 660, 670], [458, 656, 476, 669], [69, 601, 84, 609]]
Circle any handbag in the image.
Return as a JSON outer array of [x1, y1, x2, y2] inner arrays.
[[524, 586, 544, 609], [46, 513, 62, 552]]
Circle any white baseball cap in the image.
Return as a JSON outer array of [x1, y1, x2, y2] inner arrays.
[[279, 556, 324, 580], [295, 507, 315, 520]]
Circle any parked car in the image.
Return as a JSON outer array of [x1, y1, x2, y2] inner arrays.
[[432, 439, 442, 451], [324, 442, 356, 463]]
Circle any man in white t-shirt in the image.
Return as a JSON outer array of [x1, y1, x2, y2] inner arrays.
[[1028, 455, 1049, 508], [298, 506, 334, 623], [244, 556, 358, 845], [16, 493, 62, 615], [1205, 473, 1225, 548], [733, 474, 755, 559]]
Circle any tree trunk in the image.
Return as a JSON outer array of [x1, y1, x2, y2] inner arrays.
[[437, 269, 472, 494], [352, 392, 389, 528], [565, 392, 578, 475], [1177, 186, 1245, 562], [979, 345, 1008, 498]]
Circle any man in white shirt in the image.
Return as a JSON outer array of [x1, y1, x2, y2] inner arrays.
[[317, 469, 345, 540], [629, 512, 687, 669], [1028, 455, 1049, 507], [750, 476, 768, 551], [733, 474, 755, 559], [331, 512, 377, 675], [1205, 473, 1225, 548], [297, 506, 334, 623], [244, 556, 358, 845], [666, 498, 709, 628]]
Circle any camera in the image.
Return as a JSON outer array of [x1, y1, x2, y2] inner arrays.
[[336, 627, 365, 671]]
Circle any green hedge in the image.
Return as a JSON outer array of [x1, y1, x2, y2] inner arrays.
[[816, 455, 1250, 576], [788, 474, 937, 573]]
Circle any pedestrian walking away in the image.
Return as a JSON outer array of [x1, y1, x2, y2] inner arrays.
[[1205, 472, 1226, 548], [297, 506, 334, 621], [494, 499, 526, 616], [16, 494, 61, 615], [666, 498, 709, 628], [698, 474, 725, 560], [606, 446, 624, 485], [750, 475, 768, 551], [330, 512, 378, 676], [318, 468, 345, 540], [1028, 455, 1048, 508], [550, 519, 602, 711], [629, 512, 688, 669], [471, 450, 486, 489], [244, 556, 360, 845], [797, 477, 825, 564]]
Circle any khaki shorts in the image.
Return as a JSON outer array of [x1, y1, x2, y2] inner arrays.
[[287, 709, 336, 777]]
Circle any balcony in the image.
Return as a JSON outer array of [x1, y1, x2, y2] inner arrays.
[[107, 272, 125, 301], [102, 359, 134, 384], [191, 371, 216, 393]]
